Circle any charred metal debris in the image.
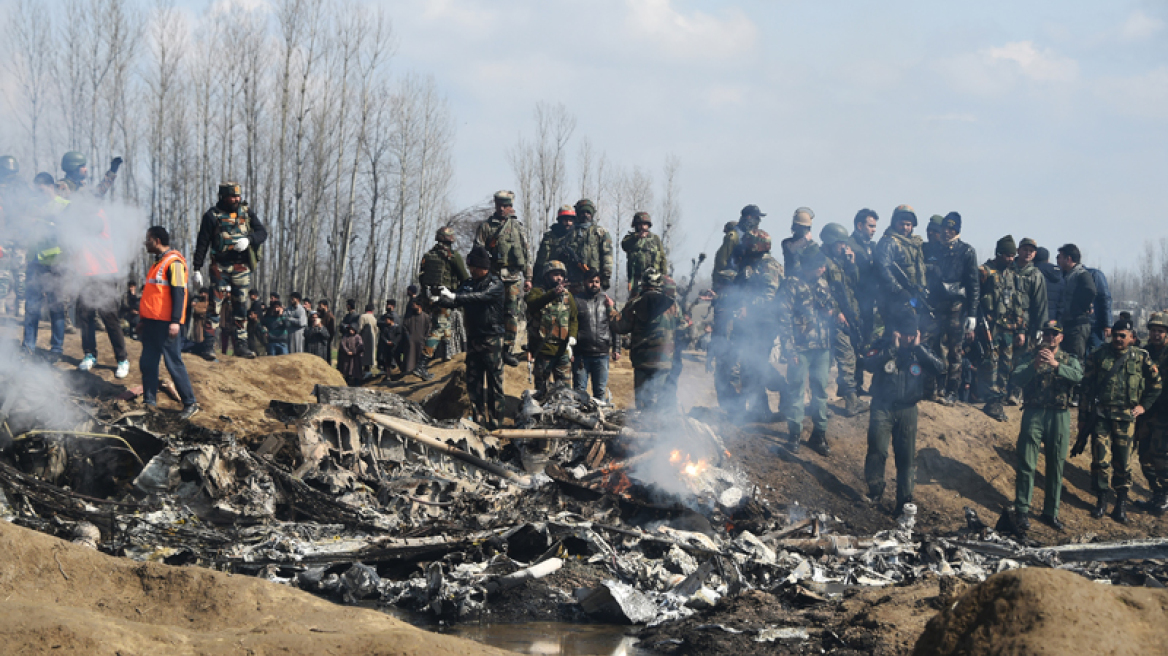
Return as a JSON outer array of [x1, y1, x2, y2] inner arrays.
[[1, 379, 1167, 629]]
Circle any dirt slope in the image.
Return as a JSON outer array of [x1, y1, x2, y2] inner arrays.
[[0, 519, 510, 655]]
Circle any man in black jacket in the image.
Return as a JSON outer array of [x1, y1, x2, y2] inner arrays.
[[861, 312, 945, 513], [1056, 244, 1096, 360], [435, 246, 506, 429], [573, 269, 621, 400], [1034, 247, 1063, 323], [922, 212, 979, 405]]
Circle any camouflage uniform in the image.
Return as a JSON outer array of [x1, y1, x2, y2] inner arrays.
[[922, 234, 979, 397], [193, 198, 268, 346], [874, 224, 927, 323], [823, 250, 863, 399], [0, 178, 28, 314], [621, 231, 668, 297], [525, 279, 579, 397], [419, 241, 469, 359], [732, 242, 783, 420], [710, 221, 745, 397], [1012, 343, 1083, 520], [776, 261, 838, 446], [847, 228, 879, 345], [473, 210, 531, 354], [1081, 344, 1162, 498], [438, 270, 507, 429], [1008, 256, 1049, 400], [564, 217, 613, 289], [977, 257, 1027, 406], [533, 223, 574, 284], [1136, 337, 1168, 509], [780, 236, 816, 276], [58, 170, 117, 200], [614, 273, 682, 412]]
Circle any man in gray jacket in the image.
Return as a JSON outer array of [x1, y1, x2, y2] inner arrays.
[[572, 270, 621, 400], [287, 293, 308, 353], [1056, 244, 1096, 361]]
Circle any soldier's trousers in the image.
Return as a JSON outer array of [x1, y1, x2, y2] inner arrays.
[[423, 306, 452, 358], [925, 306, 965, 394], [466, 335, 505, 429], [1062, 322, 1090, 361], [831, 327, 857, 397], [865, 403, 918, 507], [503, 277, 522, 352], [712, 302, 741, 410], [780, 349, 830, 437], [209, 262, 250, 343], [0, 248, 27, 307], [1136, 415, 1168, 494], [633, 367, 674, 413], [22, 263, 66, 354], [78, 291, 128, 363], [1014, 407, 1070, 518], [977, 328, 1014, 404], [1091, 414, 1135, 494], [533, 352, 571, 397]]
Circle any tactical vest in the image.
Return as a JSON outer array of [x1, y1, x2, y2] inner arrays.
[[980, 263, 1025, 330], [1023, 349, 1078, 408], [1095, 348, 1151, 410], [211, 204, 252, 257], [624, 234, 662, 284], [421, 245, 461, 289], [538, 293, 572, 347], [884, 232, 926, 288]]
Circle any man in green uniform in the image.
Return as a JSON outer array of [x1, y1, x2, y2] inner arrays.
[[777, 247, 838, 455], [1136, 312, 1168, 515], [525, 260, 579, 397], [874, 205, 926, 327], [921, 212, 979, 405], [565, 198, 614, 290], [1010, 320, 1083, 532], [780, 207, 816, 274], [731, 229, 783, 422], [820, 222, 869, 417], [57, 151, 121, 199], [861, 312, 945, 514], [192, 182, 267, 359], [473, 190, 531, 366], [0, 155, 27, 315], [533, 205, 576, 283], [418, 226, 469, 378], [621, 211, 668, 296], [614, 268, 682, 412], [1006, 237, 1049, 405], [1072, 317, 1162, 523], [977, 236, 1028, 422], [711, 205, 765, 409]]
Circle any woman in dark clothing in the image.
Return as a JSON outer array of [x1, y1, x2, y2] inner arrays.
[[337, 323, 364, 386], [304, 313, 332, 361]]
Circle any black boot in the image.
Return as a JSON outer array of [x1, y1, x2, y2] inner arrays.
[[413, 356, 434, 381], [843, 392, 869, 417], [808, 428, 830, 457], [503, 350, 520, 367], [1112, 490, 1129, 524], [235, 339, 256, 359], [1092, 493, 1107, 519]]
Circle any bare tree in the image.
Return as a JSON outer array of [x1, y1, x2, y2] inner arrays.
[[657, 154, 681, 276], [5, 0, 55, 170], [531, 102, 575, 235]]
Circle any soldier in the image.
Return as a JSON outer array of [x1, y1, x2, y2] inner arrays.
[[921, 212, 979, 406], [621, 211, 668, 296], [780, 207, 816, 274], [191, 182, 268, 359], [711, 205, 765, 408], [524, 260, 579, 397], [533, 205, 576, 283], [0, 155, 27, 316], [417, 226, 469, 379], [58, 151, 122, 199], [614, 268, 682, 412], [434, 246, 506, 429], [22, 173, 70, 361], [472, 190, 531, 366], [874, 205, 926, 325], [847, 208, 880, 344], [1136, 312, 1168, 514], [820, 222, 869, 417], [1006, 237, 1049, 405], [713, 205, 764, 287], [1010, 320, 1083, 532], [732, 229, 783, 422], [977, 236, 1028, 422], [1072, 317, 1161, 523], [777, 247, 838, 455], [1055, 243, 1096, 361], [861, 312, 945, 513], [565, 198, 614, 290]]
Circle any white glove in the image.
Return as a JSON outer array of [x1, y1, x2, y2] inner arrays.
[[566, 345, 573, 360], [233, 237, 250, 252], [192, 271, 204, 288], [568, 336, 577, 347], [429, 296, 441, 304], [439, 286, 456, 301], [964, 317, 976, 333]]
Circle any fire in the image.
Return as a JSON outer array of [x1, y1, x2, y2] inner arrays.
[[670, 450, 708, 477]]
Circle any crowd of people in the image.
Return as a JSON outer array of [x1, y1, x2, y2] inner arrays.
[[3, 152, 1163, 535]]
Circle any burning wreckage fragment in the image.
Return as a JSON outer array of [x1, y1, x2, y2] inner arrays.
[[4, 378, 1168, 633]]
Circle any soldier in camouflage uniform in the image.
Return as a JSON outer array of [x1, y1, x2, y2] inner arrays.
[[711, 205, 765, 407], [777, 247, 839, 455], [922, 212, 979, 405], [874, 205, 926, 327], [473, 190, 531, 366], [731, 229, 783, 422], [0, 155, 28, 315], [780, 207, 816, 274], [1072, 317, 1162, 523], [977, 236, 1027, 422], [1136, 312, 1168, 515], [525, 260, 579, 398], [57, 151, 121, 200], [621, 211, 668, 296], [192, 182, 268, 359], [614, 268, 682, 412], [820, 223, 870, 417], [418, 226, 469, 378], [1010, 320, 1083, 532], [1005, 237, 1049, 405], [533, 205, 576, 284], [562, 198, 613, 290]]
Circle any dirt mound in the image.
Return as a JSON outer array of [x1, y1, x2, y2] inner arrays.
[[0, 519, 508, 655], [913, 568, 1168, 655]]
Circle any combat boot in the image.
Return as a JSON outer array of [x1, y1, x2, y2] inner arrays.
[[1112, 490, 1129, 524], [808, 428, 830, 457], [1092, 493, 1107, 519], [413, 356, 434, 381], [234, 340, 257, 359], [843, 393, 869, 417], [502, 350, 520, 367], [984, 401, 1007, 423]]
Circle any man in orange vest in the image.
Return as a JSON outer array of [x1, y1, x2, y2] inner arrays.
[[140, 226, 199, 420]]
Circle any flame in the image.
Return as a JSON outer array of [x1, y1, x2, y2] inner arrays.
[[669, 450, 681, 464], [670, 450, 709, 477]]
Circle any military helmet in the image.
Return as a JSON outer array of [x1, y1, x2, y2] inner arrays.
[[543, 260, 568, 278], [641, 267, 663, 289], [792, 207, 815, 227], [0, 156, 18, 177], [740, 229, 772, 255], [219, 181, 242, 197], [61, 151, 86, 173], [819, 222, 849, 246], [632, 211, 651, 226], [890, 204, 918, 227], [1148, 312, 1168, 330], [435, 226, 455, 243]]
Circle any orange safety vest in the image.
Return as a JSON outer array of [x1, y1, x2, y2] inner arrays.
[[141, 248, 188, 324], [79, 211, 118, 276]]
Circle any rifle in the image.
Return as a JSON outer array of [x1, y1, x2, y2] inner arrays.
[[679, 253, 707, 313], [558, 242, 590, 276], [888, 261, 934, 321], [1071, 412, 1096, 458]]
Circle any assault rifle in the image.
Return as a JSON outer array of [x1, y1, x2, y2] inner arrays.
[[888, 261, 934, 322], [679, 253, 707, 313]]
